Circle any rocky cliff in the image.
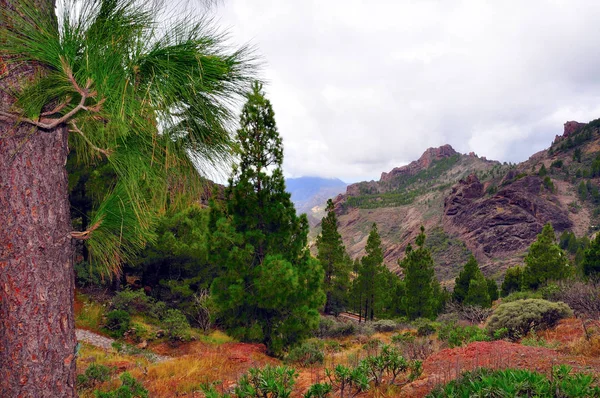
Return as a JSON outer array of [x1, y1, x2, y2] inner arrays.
[[323, 119, 600, 282]]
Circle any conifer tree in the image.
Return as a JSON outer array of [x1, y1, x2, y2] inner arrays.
[[501, 266, 523, 297], [399, 226, 440, 320], [209, 82, 325, 355], [452, 255, 480, 303], [317, 199, 351, 314], [486, 278, 499, 302], [582, 233, 600, 276], [464, 272, 491, 307], [355, 223, 385, 321], [523, 223, 570, 289]]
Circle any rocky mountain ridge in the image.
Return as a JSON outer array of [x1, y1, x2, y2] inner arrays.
[[323, 120, 600, 282]]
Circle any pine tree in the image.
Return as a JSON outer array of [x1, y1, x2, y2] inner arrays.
[[399, 226, 440, 320], [464, 272, 491, 307], [317, 199, 351, 315], [354, 223, 385, 321], [209, 82, 325, 355], [582, 233, 600, 276], [523, 223, 570, 289], [0, 1, 255, 394], [453, 255, 480, 303], [501, 266, 523, 296], [486, 278, 499, 302]]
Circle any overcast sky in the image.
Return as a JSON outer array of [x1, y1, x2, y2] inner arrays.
[[211, 1, 600, 183]]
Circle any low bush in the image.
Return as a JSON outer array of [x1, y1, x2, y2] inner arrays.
[[315, 317, 356, 338], [149, 301, 167, 320], [162, 309, 191, 342], [548, 280, 600, 320], [103, 310, 131, 338], [486, 299, 573, 340], [304, 382, 333, 398], [372, 319, 399, 332], [285, 340, 325, 366], [77, 363, 111, 389], [502, 290, 543, 302], [203, 365, 298, 398], [111, 289, 153, 315], [94, 372, 148, 398], [427, 366, 600, 397], [416, 321, 437, 337], [437, 322, 489, 348]]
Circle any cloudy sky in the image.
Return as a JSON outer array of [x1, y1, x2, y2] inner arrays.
[[211, 0, 600, 183]]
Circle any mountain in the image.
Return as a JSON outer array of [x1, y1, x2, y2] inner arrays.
[[286, 177, 348, 225], [326, 119, 600, 284]]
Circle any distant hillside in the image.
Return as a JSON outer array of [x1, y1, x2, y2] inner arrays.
[[324, 119, 600, 284], [286, 177, 347, 226]]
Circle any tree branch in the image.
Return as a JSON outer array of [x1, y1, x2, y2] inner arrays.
[[69, 121, 112, 157]]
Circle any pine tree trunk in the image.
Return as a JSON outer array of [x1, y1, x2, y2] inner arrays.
[[0, 1, 77, 396]]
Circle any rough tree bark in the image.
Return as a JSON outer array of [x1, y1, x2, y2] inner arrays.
[[0, 0, 77, 396]]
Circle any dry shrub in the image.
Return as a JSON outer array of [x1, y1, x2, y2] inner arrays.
[[568, 335, 600, 357], [549, 280, 600, 320], [444, 300, 493, 324]]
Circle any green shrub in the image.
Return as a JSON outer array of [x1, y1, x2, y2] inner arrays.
[[94, 372, 148, 398], [356, 322, 375, 336], [414, 319, 438, 337], [149, 301, 167, 320], [437, 322, 489, 348], [372, 319, 399, 332], [315, 317, 356, 338], [162, 309, 191, 342], [427, 366, 600, 397], [486, 299, 573, 340], [493, 327, 509, 340], [325, 364, 369, 397], [359, 344, 421, 386], [285, 340, 325, 366], [304, 382, 332, 398], [502, 290, 542, 302], [391, 331, 415, 344], [236, 365, 297, 398], [111, 289, 152, 315], [77, 363, 111, 388], [130, 322, 150, 342], [104, 310, 131, 338]]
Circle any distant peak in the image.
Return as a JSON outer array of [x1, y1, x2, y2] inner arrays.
[[380, 144, 458, 182]]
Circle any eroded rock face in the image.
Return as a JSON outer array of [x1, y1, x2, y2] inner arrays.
[[444, 174, 572, 260], [554, 121, 587, 144]]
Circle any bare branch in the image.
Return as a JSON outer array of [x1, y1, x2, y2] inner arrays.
[[70, 218, 103, 240]]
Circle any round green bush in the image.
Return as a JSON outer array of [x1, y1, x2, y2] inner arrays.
[[284, 340, 324, 366], [486, 299, 573, 340], [372, 319, 398, 332], [104, 310, 131, 338], [162, 309, 191, 342]]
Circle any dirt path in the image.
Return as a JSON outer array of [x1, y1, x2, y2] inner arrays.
[[76, 329, 171, 362]]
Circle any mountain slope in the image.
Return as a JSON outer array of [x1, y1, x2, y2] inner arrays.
[[327, 120, 600, 283]]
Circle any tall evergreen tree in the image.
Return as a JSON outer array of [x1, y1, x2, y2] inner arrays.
[[501, 266, 523, 297], [582, 233, 600, 276], [464, 272, 491, 307], [486, 278, 499, 302], [0, 1, 254, 395], [523, 223, 570, 289], [210, 82, 325, 355], [355, 223, 385, 321], [452, 255, 480, 303], [317, 199, 351, 315], [399, 226, 440, 320]]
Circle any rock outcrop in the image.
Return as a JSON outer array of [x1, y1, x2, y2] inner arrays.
[[380, 144, 458, 184], [443, 174, 572, 261]]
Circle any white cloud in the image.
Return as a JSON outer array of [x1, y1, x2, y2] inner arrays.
[[210, 0, 600, 182]]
